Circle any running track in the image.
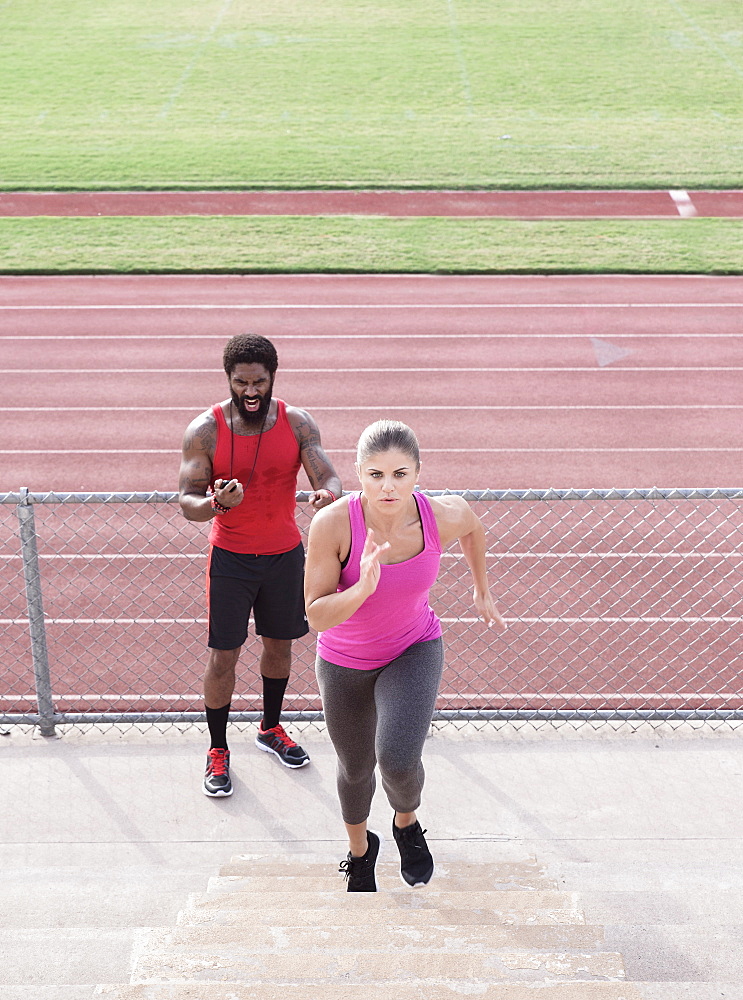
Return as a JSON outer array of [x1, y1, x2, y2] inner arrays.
[[1, 189, 742, 218], [1, 273, 741, 718], [1, 273, 741, 492]]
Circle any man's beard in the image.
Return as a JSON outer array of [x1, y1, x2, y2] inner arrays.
[[231, 386, 273, 428]]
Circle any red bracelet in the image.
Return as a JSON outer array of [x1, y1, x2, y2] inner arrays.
[[210, 495, 230, 514], [324, 489, 337, 503]]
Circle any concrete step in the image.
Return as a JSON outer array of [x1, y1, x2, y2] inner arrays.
[[220, 858, 558, 890], [204, 873, 561, 894], [120, 854, 630, 992], [168, 920, 607, 950], [181, 888, 585, 924], [92, 988, 743, 1000], [3, 989, 102, 1000], [130, 933, 626, 983], [96, 983, 649, 1000]]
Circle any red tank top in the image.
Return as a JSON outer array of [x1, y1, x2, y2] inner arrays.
[[208, 399, 302, 555]]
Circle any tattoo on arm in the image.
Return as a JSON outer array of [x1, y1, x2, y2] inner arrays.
[[179, 414, 216, 498], [291, 408, 340, 492]]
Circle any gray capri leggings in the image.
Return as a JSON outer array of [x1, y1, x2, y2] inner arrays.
[[315, 637, 444, 825]]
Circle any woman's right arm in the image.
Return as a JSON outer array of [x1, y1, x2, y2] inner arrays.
[[305, 508, 389, 631]]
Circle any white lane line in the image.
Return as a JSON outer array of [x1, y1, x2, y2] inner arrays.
[[1, 302, 742, 310], [2, 552, 740, 561], [4, 692, 742, 703], [443, 617, 742, 624], [669, 190, 698, 218], [2, 333, 742, 340], [3, 616, 739, 625], [2, 403, 743, 413], [4, 446, 742, 454], [438, 692, 743, 701], [2, 367, 742, 373], [1, 619, 207, 625]]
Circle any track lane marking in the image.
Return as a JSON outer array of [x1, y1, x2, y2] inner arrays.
[[5, 694, 741, 704], [6, 611, 740, 627], [3, 333, 742, 340], [3, 405, 742, 412], [1, 302, 742, 310], [3, 447, 742, 455], [669, 190, 698, 218], [3, 367, 742, 373], [3, 552, 740, 561]]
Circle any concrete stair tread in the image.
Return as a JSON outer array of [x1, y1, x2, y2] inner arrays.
[[96, 985, 656, 1000], [211, 866, 559, 891], [179, 901, 584, 926], [166, 921, 608, 949], [182, 881, 586, 924], [224, 844, 538, 865], [220, 859, 555, 890], [131, 945, 626, 983], [114, 853, 644, 994], [2, 990, 100, 1000]]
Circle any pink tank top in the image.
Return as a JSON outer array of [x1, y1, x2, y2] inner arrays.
[[317, 491, 443, 670]]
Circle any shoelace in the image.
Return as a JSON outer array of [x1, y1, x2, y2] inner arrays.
[[338, 856, 368, 887], [265, 724, 297, 747], [397, 824, 428, 850], [207, 748, 229, 775]]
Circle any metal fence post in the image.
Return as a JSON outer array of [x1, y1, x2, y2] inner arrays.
[[16, 488, 56, 736]]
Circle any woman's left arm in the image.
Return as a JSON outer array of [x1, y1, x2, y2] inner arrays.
[[435, 496, 506, 631]]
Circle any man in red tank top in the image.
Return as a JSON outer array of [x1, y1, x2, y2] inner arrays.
[[178, 334, 341, 798]]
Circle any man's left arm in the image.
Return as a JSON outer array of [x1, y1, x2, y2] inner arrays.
[[288, 407, 343, 510]]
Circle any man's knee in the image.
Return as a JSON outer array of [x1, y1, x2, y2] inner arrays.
[[261, 637, 292, 676], [207, 647, 241, 677]]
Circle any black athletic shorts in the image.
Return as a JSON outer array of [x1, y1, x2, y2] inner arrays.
[[207, 541, 309, 650]]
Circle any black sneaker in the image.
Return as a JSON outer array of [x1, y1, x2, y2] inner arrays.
[[203, 748, 232, 797], [338, 830, 382, 892], [392, 818, 434, 887], [255, 722, 310, 768]]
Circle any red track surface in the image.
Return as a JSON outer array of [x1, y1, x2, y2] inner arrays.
[[1, 273, 741, 492], [2, 273, 741, 716], [1, 189, 742, 217]]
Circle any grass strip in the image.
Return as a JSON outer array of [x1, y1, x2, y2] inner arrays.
[[1, 216, 741, 274]]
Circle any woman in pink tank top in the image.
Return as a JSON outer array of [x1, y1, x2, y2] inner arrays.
[[305, 420, 505, 892]]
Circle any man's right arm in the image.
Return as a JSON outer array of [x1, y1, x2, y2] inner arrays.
[[178, 411, 219, 522]]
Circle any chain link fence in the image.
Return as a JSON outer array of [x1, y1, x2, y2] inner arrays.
[[1, 488, 741, 735]]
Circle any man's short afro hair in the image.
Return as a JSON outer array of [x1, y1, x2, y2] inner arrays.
[[223, 334, 278, 376]]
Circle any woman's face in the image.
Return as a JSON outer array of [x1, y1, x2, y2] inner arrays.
[[355, 448, 420, 508]]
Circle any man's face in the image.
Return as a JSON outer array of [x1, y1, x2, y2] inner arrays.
[[228, 362, 274, 427]]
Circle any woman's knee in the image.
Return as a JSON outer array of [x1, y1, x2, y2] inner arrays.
[[338, 751, 377, 786], [377, 750, 421, 786]]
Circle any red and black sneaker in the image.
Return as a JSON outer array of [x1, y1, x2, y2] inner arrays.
[[203, 747, 232, 797], [255, 723, 310, 768]]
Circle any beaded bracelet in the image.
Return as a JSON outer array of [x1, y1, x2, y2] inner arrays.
[[210, 495, 230, 515]]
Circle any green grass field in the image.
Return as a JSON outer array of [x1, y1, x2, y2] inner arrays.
[[2, 217, 741, 273], [2, 0, 742, 189]]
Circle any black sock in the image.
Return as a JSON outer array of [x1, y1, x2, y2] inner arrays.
[[261, 675, 289, 731], [206, 702, 231, 750]]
